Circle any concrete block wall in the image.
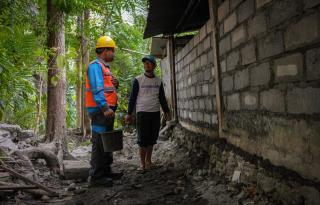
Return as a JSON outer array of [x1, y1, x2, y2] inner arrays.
[[170, 0, 320, 182], [217, 0, 320, 182], [174, 19, 219, 136]]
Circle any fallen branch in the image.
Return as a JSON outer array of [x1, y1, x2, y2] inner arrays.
[[0, 160, 59, 196], [0, 185, 37, 190], [0, 181, 47, 197], [13, 147, 59, 172]]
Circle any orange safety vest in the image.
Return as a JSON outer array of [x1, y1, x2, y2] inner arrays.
[[85, 61, 117, 108]]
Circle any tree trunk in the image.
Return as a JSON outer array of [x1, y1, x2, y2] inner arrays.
[[75, 16, 83, 130], [34, 74, 43, 134], [81, 9, 91, 139], [45, 0, 67, 153]]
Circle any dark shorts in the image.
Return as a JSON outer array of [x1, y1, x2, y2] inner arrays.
[[136, 111, 160, 147]]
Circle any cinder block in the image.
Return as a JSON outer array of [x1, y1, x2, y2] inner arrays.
[[204, 113, 211, 124], [242, 92, 258, 109], [196, 85, 202, 96], [191, 48, 197, 62], [258, 31, 284, 60], [201, 53, 208, 67], [218, 0, 230, 22], [204, 68, 212, 81], [199, 25, 207, 42], [287, 87, 320, 114], [63, 160, 90, 180], [198, 42, 205, 56], [306, 47, 320, 80], [227, 49, 240, 70], [256, 0, 271, 8], [194, 33, 200, 45], [195, 57, 201, 70], [211, 65, 215, 77], [227, 93, 240, 110], [269, 0, 300, 27], [191, 74, 197, 85], [183, 110, 187, 119], [202, 84, 209, 95], [221, 59, 227, 73], [237, 0, 255, 23], [274, 53, 303, 82], [197, 71, 204, 82], [303, 0, 320, 9], [206, 18, 213, 33], [234, 69, 249, 90], [222, 75, 234, 92], [212, 114, 218, 124], [197, 111, 204, 122], [191, 86, 196, 97], [220, 23, 224, 37], [224, 12, 237, 33], [205, 98, 213, 110], [194, 99, 199, 109], [209, 83, 216, 95], [208, 50, 214, 64], [241, 41, 256, 65], [204, 35, 211, 51], [189, 100, 194, 110], [250, 62, 270, 86], [199, 98, 205, 110], [219, 35, 231, 55], [187, 39, 194, 54], [248, 12, 267, 38], [189, 62, 195, 73], [231, 24, 246, 48], [285, 13, 320, 50], [231, 0, 243, 10], [192, 112, 197, 121], [260, 89, 285, 112]]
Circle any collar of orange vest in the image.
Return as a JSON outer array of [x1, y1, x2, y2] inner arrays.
[[97, 58, 110, 68]]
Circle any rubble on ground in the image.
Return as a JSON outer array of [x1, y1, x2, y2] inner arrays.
[[1, 123, 319, 205]]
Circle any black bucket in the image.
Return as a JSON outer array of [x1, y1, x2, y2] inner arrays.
[[100, 129, 123, 152]]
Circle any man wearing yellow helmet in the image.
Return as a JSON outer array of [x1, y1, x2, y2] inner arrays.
[[85, 36, 122, 187]]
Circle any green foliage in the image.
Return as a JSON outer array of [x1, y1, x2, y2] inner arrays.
[[66, 0, 150, 128], [0, 0, 151, 131], [0, 0, 47, 129]]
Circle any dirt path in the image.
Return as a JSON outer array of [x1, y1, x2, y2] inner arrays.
[[59, 162, 208, 205], [2, 130, 273, 205], [55, 131, 209, 205]]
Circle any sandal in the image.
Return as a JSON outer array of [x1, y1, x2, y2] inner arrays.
[[145, 163, 161, 170], [137, 166, 147, 173]]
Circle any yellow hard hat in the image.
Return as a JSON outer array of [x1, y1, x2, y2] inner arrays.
[[96, 36, 116, 49]]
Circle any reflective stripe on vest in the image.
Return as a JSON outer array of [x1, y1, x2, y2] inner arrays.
[[85, 61, 117, 108]]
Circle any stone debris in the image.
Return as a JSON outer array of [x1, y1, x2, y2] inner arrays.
[[63, 160, 90, 180], [231, 170, 241, 183], [1, 123, 319, 205]]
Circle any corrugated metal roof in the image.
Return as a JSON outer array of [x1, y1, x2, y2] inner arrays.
[[143, 0, 209, 39]]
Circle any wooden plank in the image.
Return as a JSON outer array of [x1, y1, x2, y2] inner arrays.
[[167, 36, 178, 121], [208, 0, 224, 136]]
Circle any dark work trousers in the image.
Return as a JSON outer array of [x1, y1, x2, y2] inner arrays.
[[88, 109, 115, 180]]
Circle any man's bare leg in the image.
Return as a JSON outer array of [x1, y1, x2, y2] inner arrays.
[[146, 145, 153, 167], [139, 147, 147, 169]]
